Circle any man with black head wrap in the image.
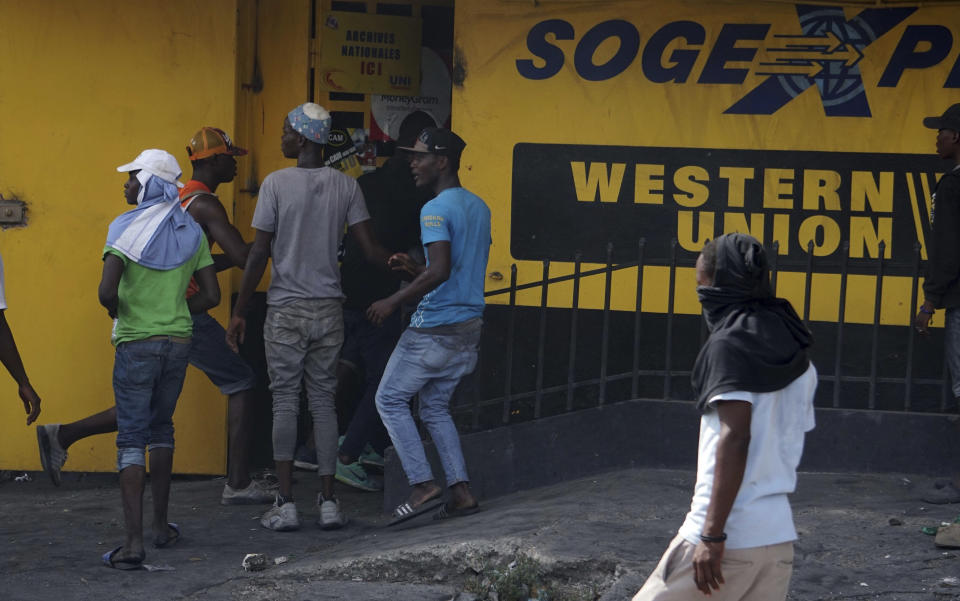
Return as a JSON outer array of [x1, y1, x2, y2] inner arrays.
[[634, 233, 817, 601]]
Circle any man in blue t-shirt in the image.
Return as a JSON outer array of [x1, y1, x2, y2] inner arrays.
[[367, 127, 490, 525]]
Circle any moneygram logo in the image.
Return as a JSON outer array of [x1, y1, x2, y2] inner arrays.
[[516, 4, 960, 117]]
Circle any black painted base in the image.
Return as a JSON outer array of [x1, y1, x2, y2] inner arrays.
[[383, 399, 960, 512]]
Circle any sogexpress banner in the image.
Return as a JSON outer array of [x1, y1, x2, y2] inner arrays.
[[455, 1, 960, 281]]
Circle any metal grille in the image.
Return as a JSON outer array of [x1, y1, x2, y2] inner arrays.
[[446, 238, 953, 432]]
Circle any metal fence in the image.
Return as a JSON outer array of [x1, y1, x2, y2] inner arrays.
[[447, 238, 954, 432]]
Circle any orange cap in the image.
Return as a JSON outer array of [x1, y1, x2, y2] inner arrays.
[[186, 127, 248, 161]]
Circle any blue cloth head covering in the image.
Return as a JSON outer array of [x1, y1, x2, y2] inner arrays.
[[287, 103, 332, 144], [105, 173, 203, 270]]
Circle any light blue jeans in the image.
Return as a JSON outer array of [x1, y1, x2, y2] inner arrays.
[[375, 319, 481, 486]]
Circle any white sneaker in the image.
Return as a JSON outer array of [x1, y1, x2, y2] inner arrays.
[[260, 498, 300, 531], [316, 494, 348, 530], [36, 424, 68, 486], [221, 479, 277, 505]]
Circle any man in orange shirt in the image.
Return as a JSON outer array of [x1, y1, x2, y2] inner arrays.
[[37, 128, 273, 506]]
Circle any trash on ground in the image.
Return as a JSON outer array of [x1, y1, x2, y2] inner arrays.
[[941, 576, 960, 587], [935, 523, 960, 548], [273, 556, 288, 565], [888, 518, 903, 526], [142, 564, 176, 572], [13, 473, 31, 483], [242, 553, 269, 571]]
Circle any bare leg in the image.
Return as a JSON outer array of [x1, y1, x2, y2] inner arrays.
[[149, 448, 174, 544], [449, 481, 478, 510], [277, 460, 293, 499], [406, 480, 444, 507], [226, 390, 253, 490], [118, 465, 145, 561], [59, 406, 118, 450], [320, 474, 335, 500]]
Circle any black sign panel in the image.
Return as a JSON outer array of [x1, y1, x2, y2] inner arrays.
[[511, 143, 949, 274]]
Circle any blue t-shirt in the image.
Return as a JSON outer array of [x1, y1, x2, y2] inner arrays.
[[410, 187, 491, 328]]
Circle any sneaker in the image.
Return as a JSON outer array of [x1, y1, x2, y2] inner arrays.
[[316, 494, 348, 530], [260, 497, 301, 531], [36, 424, 68, 486], [293, 445, 319, 471], [359, 444, 385, 469], [221, 479, 277, 505], [335, 459, 383, 492]]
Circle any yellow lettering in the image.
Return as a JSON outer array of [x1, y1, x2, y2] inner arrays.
[[718, 167, 754, 208], [850, 171, 893, 212], [763, 169, 794, 209], [570, 161, 625, 203], [634, 164, 665, 205], [797, 215, 841, 256], [802, 169, 841, 211], [772, 213, 790, 255], [849, 216, 892, 258], [723, 212, 765, 241], [677, 211, 715, 251], [673, 166, 710, 208]]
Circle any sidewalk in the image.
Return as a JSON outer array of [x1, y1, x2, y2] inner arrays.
[[2, 467, 959, 601]]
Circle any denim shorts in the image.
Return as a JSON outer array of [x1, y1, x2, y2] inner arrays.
[[114, 338, 191, 471], [189, 312, 256, 395]]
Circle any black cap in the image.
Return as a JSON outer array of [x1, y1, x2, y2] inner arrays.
[[923, 103, 960, 132], [397, 127, 466, 160]]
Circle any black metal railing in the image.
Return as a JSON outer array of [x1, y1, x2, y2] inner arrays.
[[447, 238, 953, 432]]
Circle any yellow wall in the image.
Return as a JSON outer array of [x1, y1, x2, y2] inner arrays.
[[233, 0, 312, 269], [0, 0, 240, 473]]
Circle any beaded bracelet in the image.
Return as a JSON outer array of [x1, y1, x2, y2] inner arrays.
[[699, 533, 727, 543]]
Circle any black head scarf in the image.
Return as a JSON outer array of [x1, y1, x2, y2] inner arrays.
[[691, 233, 812, 412]]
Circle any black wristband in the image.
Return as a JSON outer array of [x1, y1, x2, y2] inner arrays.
[[920, 306, 934, 315], [699, 532, 727, 543]]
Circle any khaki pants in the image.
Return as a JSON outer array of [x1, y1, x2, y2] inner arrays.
[[633, 535, 793, 601]]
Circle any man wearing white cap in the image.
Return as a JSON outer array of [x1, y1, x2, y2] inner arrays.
[[100, 149, 220, 569], [37, 128, 275, 506], [227, 103, 388, 531]]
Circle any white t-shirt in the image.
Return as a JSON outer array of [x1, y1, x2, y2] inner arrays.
[[0, 252, 8, 310], [678, 363, 817, 549], [252, 167, 370, 306]]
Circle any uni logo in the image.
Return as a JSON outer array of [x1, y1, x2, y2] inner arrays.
[[516, 4, 960, 117]]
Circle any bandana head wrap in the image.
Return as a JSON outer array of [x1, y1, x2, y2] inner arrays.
[[106, 150, 203, 270], [691, 233, 812, 411]]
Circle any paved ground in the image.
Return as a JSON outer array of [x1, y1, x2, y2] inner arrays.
[[2, 467, 960, 600]]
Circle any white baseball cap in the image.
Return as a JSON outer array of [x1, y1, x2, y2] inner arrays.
[[116, 149, 184, 188]]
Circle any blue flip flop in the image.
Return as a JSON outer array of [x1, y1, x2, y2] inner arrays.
[[102, 546, 145, 570], [153, 522, 180, 548]]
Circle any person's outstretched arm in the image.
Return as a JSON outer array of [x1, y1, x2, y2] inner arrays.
[[366, 240, 450, 325], [692, 399, 751, 595], [0, 310, 40, 425], [226, 228, 272, 352], [347, 220, 392, 271]]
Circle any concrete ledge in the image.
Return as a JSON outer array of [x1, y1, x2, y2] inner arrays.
[[384, 399, 960, 512]]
